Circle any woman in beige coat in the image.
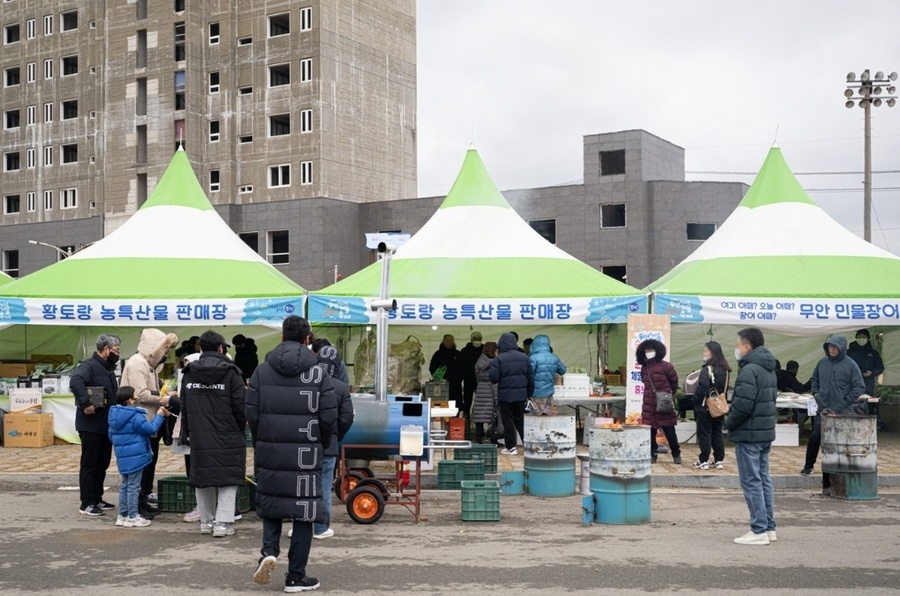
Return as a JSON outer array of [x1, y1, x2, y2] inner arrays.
[[120, 328, 178, 517]]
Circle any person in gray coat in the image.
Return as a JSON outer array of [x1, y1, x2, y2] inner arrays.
[[802, 334, 866, 492], [472, 342, 498, 443]]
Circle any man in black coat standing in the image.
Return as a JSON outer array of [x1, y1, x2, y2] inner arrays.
[[430, 334, 462, 406], [181, 330, 246, 538], [70, 334, 121, 517], [247, 316, 338, 593], [457, 331, 484, 418], [489, 333, 534, 456]]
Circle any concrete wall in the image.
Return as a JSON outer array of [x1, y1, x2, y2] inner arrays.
[[0, 216, 102, 278]]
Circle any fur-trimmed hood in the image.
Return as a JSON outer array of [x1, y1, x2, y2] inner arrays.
[[136, 328, 179, 366], [636, 339, 667, 366]]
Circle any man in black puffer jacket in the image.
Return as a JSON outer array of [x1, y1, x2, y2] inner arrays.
[[181, 330, 247, 538], [247, 316, 337, 593], [489, 333, 534, 456], [725, 327, 777, 546]]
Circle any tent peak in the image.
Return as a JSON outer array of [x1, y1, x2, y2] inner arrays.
[[139, 149, 215, 212], [737, 147, 816, 209], [438, 148, 512, 210]]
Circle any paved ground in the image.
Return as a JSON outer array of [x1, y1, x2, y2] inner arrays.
[[0, 478, 897, 595]]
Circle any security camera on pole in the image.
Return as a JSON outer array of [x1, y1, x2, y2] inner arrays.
[[844, 69, 898, 243]]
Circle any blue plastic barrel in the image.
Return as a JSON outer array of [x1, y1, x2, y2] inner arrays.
[[501, 470, 525, 495], [589, 425, 652, 524], [523, 415, 576, 497]]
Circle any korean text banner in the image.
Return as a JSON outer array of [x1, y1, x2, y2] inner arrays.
[[655, 294, 900, 326], [308, 295, 648, 325], [0, 296, 305, 327]]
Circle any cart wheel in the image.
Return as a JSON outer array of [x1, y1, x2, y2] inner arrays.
[[346, 486, 385, 524], [356, 478, 390, 498], [336, 471, 365, 502], [353, 467, 376, 479]]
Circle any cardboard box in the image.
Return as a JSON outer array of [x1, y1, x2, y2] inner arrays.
[[9, 388, 42, 413], [4, 413, 54, 447], [41, 375, 61, 395], [0, 364, 29, 378]]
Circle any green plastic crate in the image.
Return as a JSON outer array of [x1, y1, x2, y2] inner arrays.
[[453, 443, 498, 474], [157, 476, 252, 513], [437, 460, 484, 490], [460, 480, 500, 521]]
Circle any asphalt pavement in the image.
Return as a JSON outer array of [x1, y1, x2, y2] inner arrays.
[[0, 476, 898, 595]]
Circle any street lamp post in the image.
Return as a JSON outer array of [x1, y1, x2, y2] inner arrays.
[[28, 240, 73, 260], [845, 70, 897, 243]]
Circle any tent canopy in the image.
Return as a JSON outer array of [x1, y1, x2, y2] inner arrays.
[[0, 148, 305, 327], [309, 148, 647, 325], [650, 147, 900, 329]]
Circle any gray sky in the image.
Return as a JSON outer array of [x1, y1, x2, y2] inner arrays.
[[417, 1, 900, 252]]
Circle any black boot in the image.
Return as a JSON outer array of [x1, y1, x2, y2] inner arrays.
[[139, 498, 159, 518]]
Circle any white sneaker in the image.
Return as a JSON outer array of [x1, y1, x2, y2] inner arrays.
[[253, 555, 277, 585], [767, 531, 777, 542], [500, 448, 518, 456], [183, 508, 201, 523], [313, 528, 334, 540], [715, 461, 724, 470], [200, 522, 214, 535], [115, 515, 126, 527], [733, 530, 769, 545], [124, 516, 152, 528], [213, 522, 234, 538]]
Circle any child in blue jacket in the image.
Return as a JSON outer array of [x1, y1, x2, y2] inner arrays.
[[108, 386, 169, 527], [528, 335, 567, 415]]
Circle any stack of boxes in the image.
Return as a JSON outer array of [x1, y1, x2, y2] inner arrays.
[[3, 387, 54, 448], [554, 373, 592, 398]]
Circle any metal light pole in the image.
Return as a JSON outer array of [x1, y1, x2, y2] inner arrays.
[[845, 70, 897, 243]]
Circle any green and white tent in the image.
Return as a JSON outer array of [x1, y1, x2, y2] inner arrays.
[[0, 148, 305, 327], [308, 148, 647, 325], [650, 146, 900, 328]]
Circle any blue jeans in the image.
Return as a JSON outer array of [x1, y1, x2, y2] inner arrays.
[[735, 442, 776, 535], [119, 471, 142, 519], [315, 455, 336, 534]]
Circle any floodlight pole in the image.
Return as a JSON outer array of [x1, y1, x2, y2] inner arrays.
[[864, 101, 872, 242]]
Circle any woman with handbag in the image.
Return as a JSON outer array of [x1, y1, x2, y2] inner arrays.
[[472, 342, 498, 443], [692, 342, 731, 470], [637, 339, 682, 464]]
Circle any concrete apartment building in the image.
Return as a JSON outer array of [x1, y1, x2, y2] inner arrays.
[[0, 0, 416, 285]]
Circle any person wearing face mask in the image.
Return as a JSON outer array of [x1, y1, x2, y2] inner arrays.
[[70, 334, 123, 517], [692, 341, 732, 470], [458, 332, 484, 418], [637, 339, 682, 464], [847, 329, 884, 397], [120, 328, 179, 518]]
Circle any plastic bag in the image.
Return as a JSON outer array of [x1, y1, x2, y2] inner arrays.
[[388, 335, 425, 395]]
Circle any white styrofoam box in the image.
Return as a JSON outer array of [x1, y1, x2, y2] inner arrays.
[[59, 375, 71, 395], [674, 421, 697, 444], [773, 424, 800, 447], [10, 388, 42, 413], [564, 374, 591, 388]]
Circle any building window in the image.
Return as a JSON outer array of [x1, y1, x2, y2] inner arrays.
[[269, 114, 290, 136], [137, 173, 147, 205], [44, 102, 53, 122], [2, 250, 19, 278], [528, 219, 557, 244], [174, 0, 185, 12], [4, 152, 20, 171], [43, 189, 53, 210], [43, 146, 52, 166], [209, 22, 219, 44], [26, 148, 35, 168], [3, 195, 20, 214], [209, 120, 220, 142], [5, 66, 20, 87], [136, 125, 147, 163], [300, 7, 312, 31], [209, 71, 219, 93], [269, 164, 290, 187], [136, 0, 147, 20], [300, 161, 313, 185], [5, 23, 20, 44], [26, 19, 35, 39], [4, 109, 20, 129], [239, 185, 253, 194], [601, 265, 627, 284], [43, 14, 53, 35], [43, 59, 53, 79], [686, 222, 717, 241], [300, 109, 312, 133], [267, 230, 290, 265], [174, 119, 185, 148], [238, 36, 252, 45], [174, 70, 186, 109], [61, 10, 78, 31], [62, 144, 78, 164], [209, 169, 220, 193], [300, 58, 312, 82], [61, 187, 77, 209], [136, 29, 147, 68], [600, 203, 626, 228], [269, 13, 290, 36], [26, 192, 36, 212], [239, 232, 259, 253], [136, 77, 147, 116], [26, 105, 35, 125], [61, 55, 78, 76], [26, 62, 35, 82], [239, 135, 252, 144], [174, 22, 186, 61], [269, 63, 290, 87], [238, 86, 252, 95], [600, 150, 626, 176]]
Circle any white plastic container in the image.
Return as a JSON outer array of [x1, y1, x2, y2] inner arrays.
[[399, 424, 424, 456]]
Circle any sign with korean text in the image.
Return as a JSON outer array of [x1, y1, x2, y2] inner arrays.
[[625, 314, 671, 418]]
